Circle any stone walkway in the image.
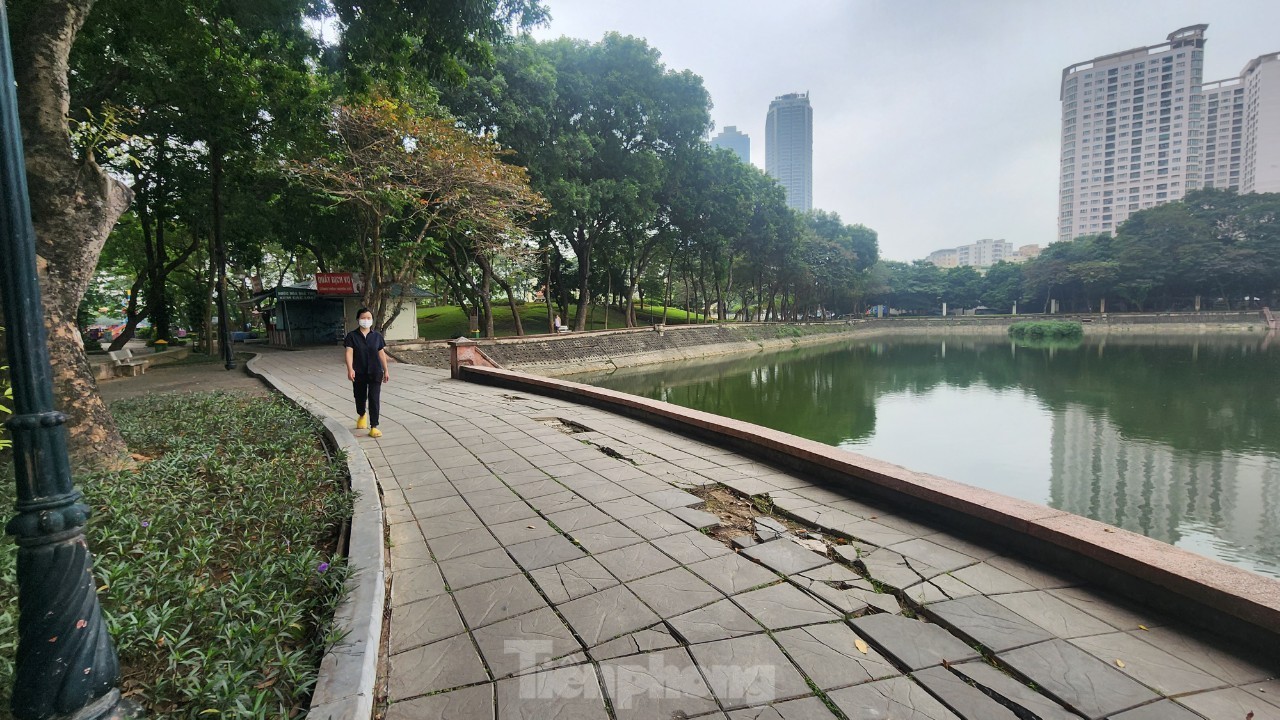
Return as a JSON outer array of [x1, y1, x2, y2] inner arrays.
[[254, 349, 1279, 720]]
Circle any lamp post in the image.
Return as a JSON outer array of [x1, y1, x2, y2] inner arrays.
[[0, 5, 135, 719]]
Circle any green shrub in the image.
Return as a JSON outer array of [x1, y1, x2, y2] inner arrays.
[[1008, 321, 1084, 341], [0, 392, 353, 718]]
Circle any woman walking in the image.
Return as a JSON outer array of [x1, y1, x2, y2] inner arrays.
[[344, 308, 390, 438]]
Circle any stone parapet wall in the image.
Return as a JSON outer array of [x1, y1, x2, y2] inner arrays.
[[392, 312, 1267, 375]]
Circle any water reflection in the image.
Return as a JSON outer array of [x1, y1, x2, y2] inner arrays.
[[570, 334, 1280, 577]]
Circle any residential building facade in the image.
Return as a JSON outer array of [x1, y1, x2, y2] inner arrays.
[[926, 239, 1013, 268], [1058, 25, 1208, 242], [710, 125, 751, 164], [765, 92, 813, 211]]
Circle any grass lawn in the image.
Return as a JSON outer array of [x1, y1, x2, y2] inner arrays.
[[0, 392, 352, 719], [416, 303, 707, 340]]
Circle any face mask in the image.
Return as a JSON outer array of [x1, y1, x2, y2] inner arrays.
[[358, 318, 373, 329]]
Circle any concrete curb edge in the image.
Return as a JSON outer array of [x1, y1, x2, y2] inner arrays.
[[246, 355, 385, 720]]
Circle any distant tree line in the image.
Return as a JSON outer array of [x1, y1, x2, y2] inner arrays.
[[869, 189, 1280, 315]]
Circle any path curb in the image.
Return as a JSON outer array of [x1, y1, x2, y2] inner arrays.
[[246, 356, 385, 720]]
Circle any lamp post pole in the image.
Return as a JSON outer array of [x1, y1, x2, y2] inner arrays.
[[0, 4, 135, 719]]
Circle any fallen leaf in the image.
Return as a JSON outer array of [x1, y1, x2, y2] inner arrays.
[[1115, 659, 1126, 668], [1137, 624, 1149, 631], [526, 525, 535, 529], [942, 659, 951, 669], [854, 638, 869, 654], [1103, 528, 1115, 533], [253, 676, 277, 690]]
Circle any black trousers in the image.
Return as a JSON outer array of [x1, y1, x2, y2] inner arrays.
[[353, 375, 383, 428]]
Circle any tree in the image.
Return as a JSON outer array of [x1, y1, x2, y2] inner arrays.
[[981, 261, 1023, 313], [9, 0, 134, 468], [294, 100, 543, 330]]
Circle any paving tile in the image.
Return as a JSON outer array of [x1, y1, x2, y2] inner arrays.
[[725, 696, 838, 719], [670, 505, 721, 530], [1242, 679, 1280, 709], [437, 547, 521, 590], [684, 554, 780, 598], [788, 577, 874, 615], [741, 539, 831, 576], [588, 626, 681, 661], [986, 555, 1078, 590], [848, 613, 979, 670], [385, 681, 494, 720], [530, 489, 590, 515], [389, 593, 466, 653], [1109, 700, 1210, 720], [472, 607, 583, 679], [773, 623, 897, 691], [490, 517, 559, 546], [640, 488, 703, 510], [652, 530, 734, 564], [998, 639, 1159, 719], [507, 534, 586, 571], [827, 676, 959, 720], [560, 585, 661, 646], [600, 495, 663, 520], [454, 574, 548, 629], [391, 562, 448, 606], [402, 481, 458, 504], [989, 589, 1122, 642], [1069, 632, 1227, 696], [547, 505, 614, 533], [426, 527, 502, 562], [926, 595, 1053, 652], [596, 542, 679, 582], [923, 574, 980, 602], [1127, 626, 1275, 685], [947, 562, 1035, 596], [529, 557, 619, 604], [669, 599, 764, 644], [628, 566, 723, 618], [388, 633, 489, 701], [495, 664, 609, 720], [734, 583, 840, 630], [689, 634, 811, 710], [566, 520, 644, 554], [515, 478, 568, 498], [622, 510, 694, 539], [473, 499, 538, 525], [1046, 586, 1158, 632], [419, 510, 484, 540], [950, 661, 1080, 720], [410, 494, 470, 518], [462, 487, 521, 507], [599, 647, 720, 719], [799, 563, 867, 585], [911, 666, 1019, 720], [860, 549, 930, 589], [1177, 687, 1280, 720]]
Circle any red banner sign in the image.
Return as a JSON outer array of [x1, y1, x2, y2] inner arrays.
[[316, 272, 355, 295]]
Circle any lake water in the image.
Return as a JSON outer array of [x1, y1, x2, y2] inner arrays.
[[568, 333, 1280, 577]]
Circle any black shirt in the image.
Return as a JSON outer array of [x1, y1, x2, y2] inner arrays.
[[343, 329, 386, 379]]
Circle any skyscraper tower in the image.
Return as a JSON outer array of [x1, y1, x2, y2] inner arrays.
[[711, 126, 751, 164], [766, 92, 813, 211]]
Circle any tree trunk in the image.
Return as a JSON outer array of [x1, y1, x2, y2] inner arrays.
[[570, 226, 593, 331], [13, 0, 133, 469]]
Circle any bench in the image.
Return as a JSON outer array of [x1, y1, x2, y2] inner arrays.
[[107, 349, 147, 377]]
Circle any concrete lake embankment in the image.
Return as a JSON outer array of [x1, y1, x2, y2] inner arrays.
[[392, 311, 1269, 375]]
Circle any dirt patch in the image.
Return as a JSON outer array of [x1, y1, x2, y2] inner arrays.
[[690, 486, 809, 545]]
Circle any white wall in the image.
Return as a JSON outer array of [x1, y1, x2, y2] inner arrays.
[[341, 298, 419, 341]]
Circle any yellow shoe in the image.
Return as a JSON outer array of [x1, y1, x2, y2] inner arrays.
[[355, 414, 368, 430], [368, 428, 382, 439]]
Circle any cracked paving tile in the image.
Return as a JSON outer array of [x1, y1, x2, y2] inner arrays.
[[472, 607, 584, 679], [734, 583, 840, 630], [652, 530, 734, 565], [588, 625, 680, 661], [627, 567, 723, 618], [827, 676, 959, 720], [688, 634, 812, 710], [773, 623, 897, 691], [560, 585, 661, 646], [725, 696, 839, 719], [669, 598, 764, 644], [598, 646, 720, 720], [530, 556, 619, 604]]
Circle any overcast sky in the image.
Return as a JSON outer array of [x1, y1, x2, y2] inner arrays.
[[530, 0, 1280, 261]]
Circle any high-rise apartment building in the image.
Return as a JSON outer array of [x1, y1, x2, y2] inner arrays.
[[1203, 52, 1280, 194], [765, 92, 813, 211], [1058, 25, 1207, 242], [925, 239, 1013, 268], [710, 126, 751, 164]]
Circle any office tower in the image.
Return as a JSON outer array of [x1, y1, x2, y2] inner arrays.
[[765, 92, 813, 211], [711, 126, 751, 164], [1057, 26, 1207, 242], [1204, 52, 1280, 194]]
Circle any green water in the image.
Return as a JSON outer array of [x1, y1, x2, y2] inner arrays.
[[570, 334, 1280, 577]]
